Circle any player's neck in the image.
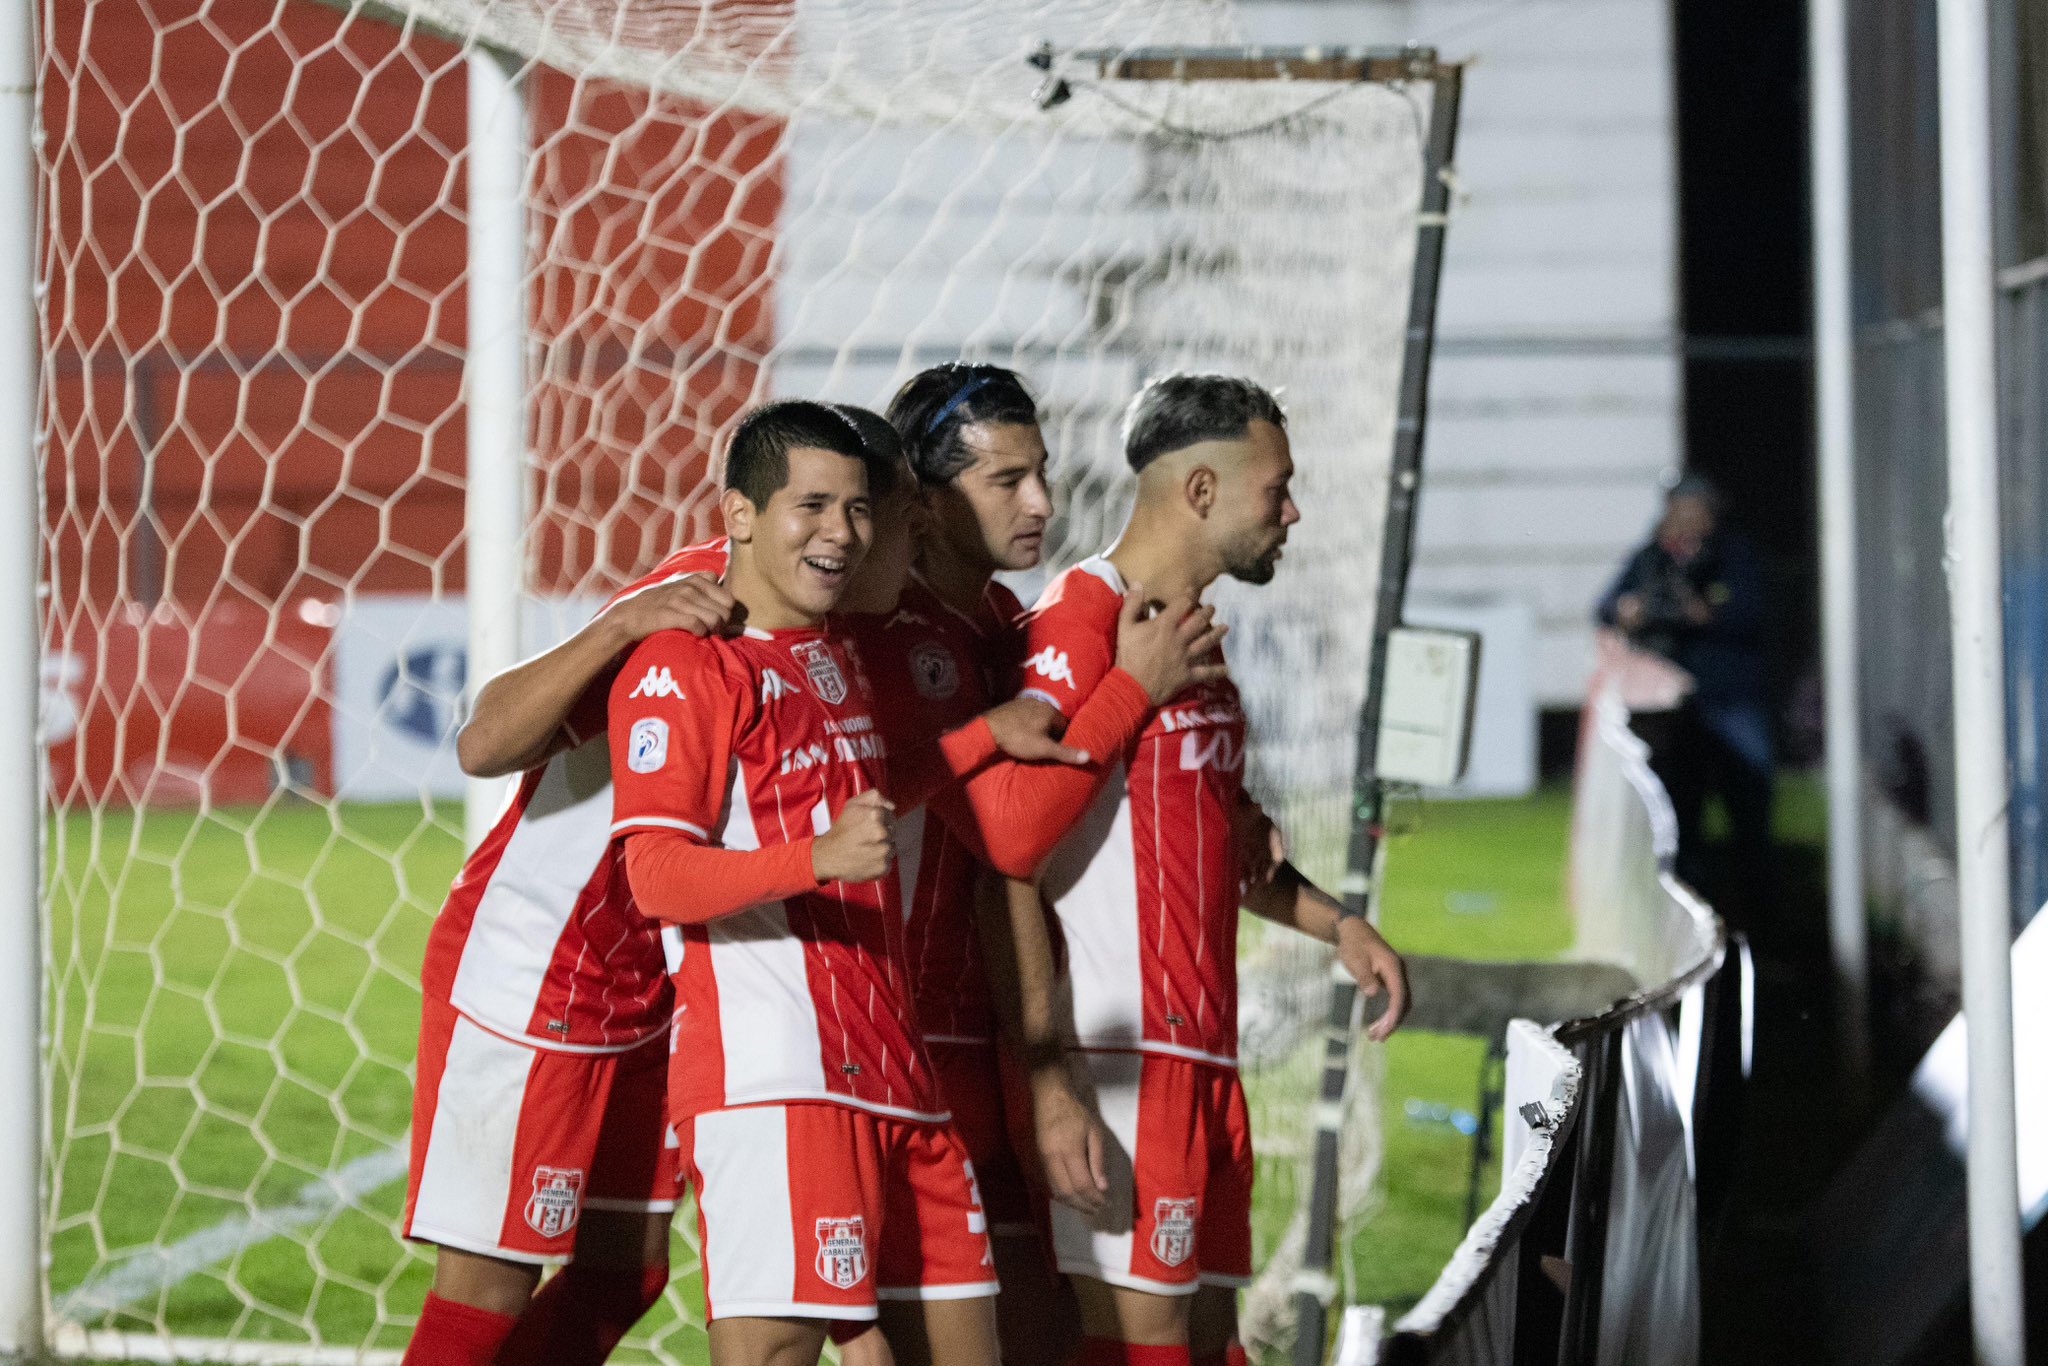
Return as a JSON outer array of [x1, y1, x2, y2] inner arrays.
[[724, 550, 828, 632], [915, 540, 993, 618], [1105, 516, 1219, 603]]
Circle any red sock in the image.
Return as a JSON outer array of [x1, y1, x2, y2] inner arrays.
[[1079, 1337, 1192, 1366], [493, 1263, 669, 1366], [1192, 1344, 1248, 1366], [402, 1292, 518, 1366]]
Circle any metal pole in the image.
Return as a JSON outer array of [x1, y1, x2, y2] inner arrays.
[[1292, 56, 1462, 1366], [1809, 0, 1871, 1098], [1934, 0, 2026, 1360], [464, 47, 528, 849], [0, 0, 43, 1352]]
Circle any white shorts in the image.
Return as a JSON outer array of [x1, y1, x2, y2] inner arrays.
[[680, 1102, 998, 1321], [1049, 1050, 1254, 1295], [403, 996, 675, 1265]]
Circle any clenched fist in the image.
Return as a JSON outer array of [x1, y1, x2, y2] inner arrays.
[[811, 788, 897, 884]]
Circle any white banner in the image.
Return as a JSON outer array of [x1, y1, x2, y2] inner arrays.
[[332, 595, 602, 801]]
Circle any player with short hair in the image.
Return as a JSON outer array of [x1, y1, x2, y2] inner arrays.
[[400, 551, 740, 1366], [399, 406, 986, 1366], [987, 374, 1413, 1366], [607, 398, 1011, 1366]]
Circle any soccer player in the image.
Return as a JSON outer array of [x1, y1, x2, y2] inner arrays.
[[990, 375, 1412, 1366], [873, 365, 1144, 1366], [400, 552, 738, 1366], [607, 399, 1013, 1366]]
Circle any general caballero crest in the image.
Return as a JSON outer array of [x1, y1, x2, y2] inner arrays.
[[815, 1215, 869, 1289], [524, 1166, 584, 1239], [909, 641, 960, 701], [790, 640, 848, 705], [1150, 1196, 1198, 1268]]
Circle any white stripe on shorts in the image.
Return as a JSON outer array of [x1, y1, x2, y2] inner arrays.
[[1051, 1049, 1145, 1286], [695, 1106, 798, 1317], [412, 1014, 534, 1251]]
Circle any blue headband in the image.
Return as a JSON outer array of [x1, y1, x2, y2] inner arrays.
[[923, 375, 998, 435]]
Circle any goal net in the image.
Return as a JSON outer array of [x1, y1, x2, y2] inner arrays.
[[36, 1, 1432, 1359]]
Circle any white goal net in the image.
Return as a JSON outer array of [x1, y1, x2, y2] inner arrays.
[[35, 0, 1431, 1359]]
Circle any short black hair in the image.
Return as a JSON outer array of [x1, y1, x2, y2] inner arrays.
[[885, 363, 1039, 486], [827, 403, 907, 501], [723, 399, 875, 507], [1121, 373, 1286, 474]]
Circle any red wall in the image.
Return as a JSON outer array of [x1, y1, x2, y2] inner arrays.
[[40, 0, 786, 803]]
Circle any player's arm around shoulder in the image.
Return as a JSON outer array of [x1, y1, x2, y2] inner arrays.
[[456, 571, 739, 779]]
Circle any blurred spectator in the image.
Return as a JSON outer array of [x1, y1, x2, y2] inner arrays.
[[1597, 475, 1773, 913]]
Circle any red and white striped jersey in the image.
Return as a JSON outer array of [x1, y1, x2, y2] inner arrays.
[[860, 571, 1024, 1044], [417, 539, 730, 1052], [1019, 557, 1246, 1066], [608, 622, 944, 1123]]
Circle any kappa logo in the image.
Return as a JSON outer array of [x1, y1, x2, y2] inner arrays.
[[789, 640, 848, 705], [524, 1166, 585, 1239], [628, 717, 669, 773], [1149, 1197, 1198, 1268], [760, 668, 799, 703], [1024, 646, 1074, 688], [814, 1215, 869, 1290], [628, 665, 686, 701], [910, 641, 961, 701]]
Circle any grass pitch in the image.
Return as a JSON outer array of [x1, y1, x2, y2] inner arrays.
[[43, 785, 1578, 1359]]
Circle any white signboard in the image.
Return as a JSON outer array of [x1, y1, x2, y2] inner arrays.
[[332, 595, 602, 801]]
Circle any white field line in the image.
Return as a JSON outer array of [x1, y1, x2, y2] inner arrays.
[[50, 1324, 404, 1364], [56, 1144, 410, 1320]]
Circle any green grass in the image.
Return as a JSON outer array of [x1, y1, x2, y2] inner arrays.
[[43, 785, 1582, 1356], [1340, 786, 1576, 1316]]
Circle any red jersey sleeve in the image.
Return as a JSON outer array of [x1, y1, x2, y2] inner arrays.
[[609, 631, 751, 843], [928, 666, 1153, 878], [1014, 579, 1115, 720], [623, 830, 817, 924]]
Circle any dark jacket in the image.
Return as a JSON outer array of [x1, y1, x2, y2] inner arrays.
[[1596, 529, 1767, 706]]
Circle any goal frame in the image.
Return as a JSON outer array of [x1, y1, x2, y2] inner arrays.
[[8, 20, 1465, 1361]]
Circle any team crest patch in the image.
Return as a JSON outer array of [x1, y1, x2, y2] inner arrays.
[[524, 1166, 585, 1239], [790, 640, 848, 705], [1150, 1197, 1198, 1268], [910, 641, 960, 701], [814, 1215, 869, 1289]]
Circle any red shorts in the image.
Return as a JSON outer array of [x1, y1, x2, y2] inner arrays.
[[1048, 1050, 1254, 1294], [681, 1101, 998, 1321], [403, 995, 674, 1264], [926, 1038, 1035, 1233]]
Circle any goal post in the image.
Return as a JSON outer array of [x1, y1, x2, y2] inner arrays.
[[462, 43, 531, 849], [3, 0, 43, 1353], [31, 3, 1457, 1360]]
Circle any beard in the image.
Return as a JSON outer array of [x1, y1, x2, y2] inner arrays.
[[1223, 534, 1284, 585]]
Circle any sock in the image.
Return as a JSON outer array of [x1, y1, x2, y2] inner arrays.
[[1079, 1337, 1192, 1366], [494, 1263, 669, 1366], [1192, 1343, 1248, 1366], [401, 1292, 518, 1366]]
